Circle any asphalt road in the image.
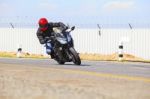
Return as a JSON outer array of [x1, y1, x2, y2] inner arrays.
[[0, 57, 150, 78], [0, 57, 150, 99]]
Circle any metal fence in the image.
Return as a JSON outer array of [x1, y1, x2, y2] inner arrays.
[[0, 28, 150, 60]]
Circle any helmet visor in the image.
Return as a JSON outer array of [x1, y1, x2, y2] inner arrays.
[[39, 24, 48, 31]]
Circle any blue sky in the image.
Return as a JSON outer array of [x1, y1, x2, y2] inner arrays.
[[0, 0, 150, 28]]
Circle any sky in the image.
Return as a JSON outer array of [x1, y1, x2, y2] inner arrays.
[[0, 0, 150, 28]]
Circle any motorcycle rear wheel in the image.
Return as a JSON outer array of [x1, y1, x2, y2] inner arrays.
[[57, 60, 65, 65], [54, 57, 65, 65]]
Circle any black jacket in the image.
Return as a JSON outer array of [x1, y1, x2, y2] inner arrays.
[[36, 22, 67, 44]]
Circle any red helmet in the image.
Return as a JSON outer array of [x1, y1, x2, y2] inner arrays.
[[38, 18, 48, 31]]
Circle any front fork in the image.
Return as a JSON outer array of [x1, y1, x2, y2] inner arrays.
[[65, 49, 72, 60]]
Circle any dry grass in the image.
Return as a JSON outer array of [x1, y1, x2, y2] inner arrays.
[[79, 53, 147, 62], [80, 53, 150, 63], [0, 52, 47, 59], [0, 51, 149, 62]]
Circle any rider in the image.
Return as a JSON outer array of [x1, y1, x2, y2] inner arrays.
[[36, 18, 68, 58]]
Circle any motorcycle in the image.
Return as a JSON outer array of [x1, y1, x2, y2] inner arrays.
[[49, 26, 81, 65]]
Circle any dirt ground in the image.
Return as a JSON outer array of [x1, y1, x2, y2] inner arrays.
[[0, 63, 150, 99]]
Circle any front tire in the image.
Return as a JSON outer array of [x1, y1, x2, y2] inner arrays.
[[69, 47, 81, 65]]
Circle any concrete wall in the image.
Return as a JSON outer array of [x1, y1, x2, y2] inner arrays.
[[0, 28, 150, 59]]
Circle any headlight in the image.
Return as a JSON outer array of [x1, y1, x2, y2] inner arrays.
[[53, 28, 62, 33]]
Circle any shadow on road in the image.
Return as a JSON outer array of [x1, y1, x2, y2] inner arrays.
[[53, 63, 91, 67]]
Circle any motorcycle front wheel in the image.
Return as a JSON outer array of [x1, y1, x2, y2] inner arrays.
[[69, 47, 81, 65]]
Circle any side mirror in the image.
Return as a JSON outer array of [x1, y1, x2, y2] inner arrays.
[[71, 26, 75, 30]]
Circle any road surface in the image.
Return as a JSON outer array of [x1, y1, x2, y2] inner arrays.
[[0, 58, 150, 99]]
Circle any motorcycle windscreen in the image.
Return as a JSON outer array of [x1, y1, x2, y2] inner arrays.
[[67, 34, 72, 42]]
